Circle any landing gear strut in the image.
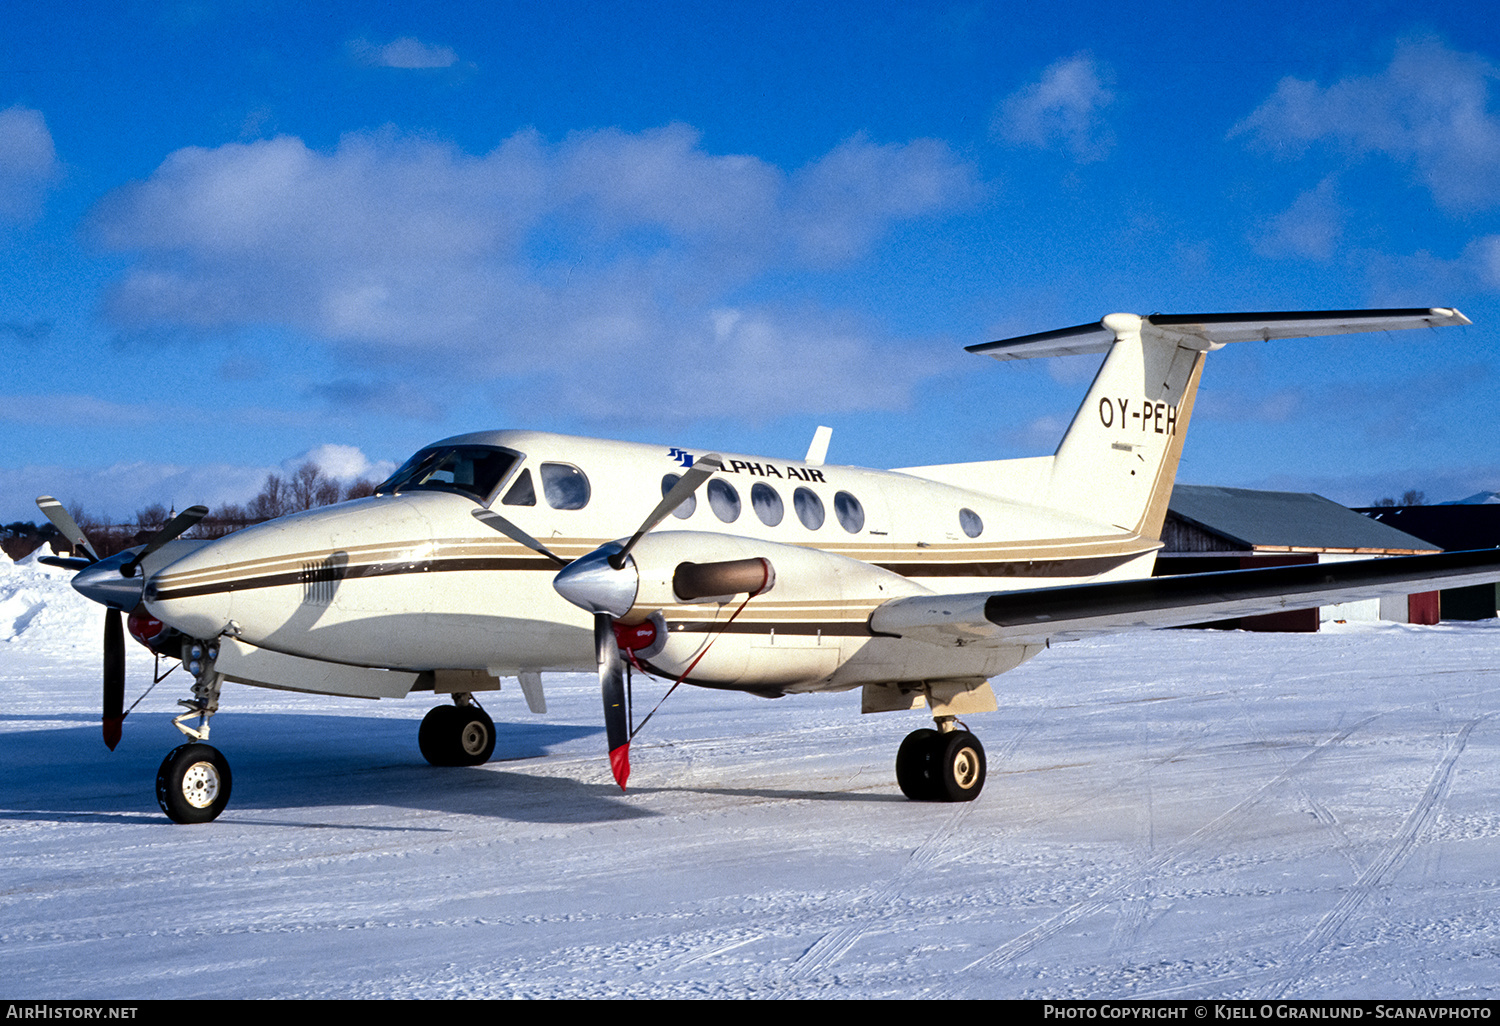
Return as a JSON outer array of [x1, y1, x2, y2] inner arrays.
[[895, 719, 986, 802], [419, 695, 496, 767], [157, 644, 234, 824]]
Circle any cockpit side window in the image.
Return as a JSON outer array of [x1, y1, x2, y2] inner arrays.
[[375, 445, 520, 504], [541, 463, 591, 510], [501, 468, 536, 506]]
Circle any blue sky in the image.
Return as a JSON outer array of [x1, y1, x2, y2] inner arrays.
[[3, 0, 1499, 524]]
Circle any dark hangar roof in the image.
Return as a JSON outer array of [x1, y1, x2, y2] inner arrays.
[[1167, 485, 1438, 554], [1356, 504, 1500, 552]]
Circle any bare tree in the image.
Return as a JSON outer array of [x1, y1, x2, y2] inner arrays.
[[343, 478, 376, 501]]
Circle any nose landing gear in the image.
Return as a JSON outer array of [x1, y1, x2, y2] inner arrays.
[[156, 647, 234, 824]]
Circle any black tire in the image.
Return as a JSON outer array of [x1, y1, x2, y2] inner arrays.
[[156, 743, 232, 824], [419, 704, 496, 767], [934, 731, 986, 802], [896, 728, 942, 801]]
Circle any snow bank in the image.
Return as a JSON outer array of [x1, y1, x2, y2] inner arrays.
[[0, 552, 99, 654]]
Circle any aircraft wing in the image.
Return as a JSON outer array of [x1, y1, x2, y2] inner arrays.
[[870, 548, 1500, 646], [967, 308, 1470, 360]]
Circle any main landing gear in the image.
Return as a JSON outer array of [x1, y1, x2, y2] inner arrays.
[[418, 695, 496, 767], [895, 718, 987, 802]]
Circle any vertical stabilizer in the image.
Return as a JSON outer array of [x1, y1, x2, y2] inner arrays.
[[1043, 315, 1208, 538]]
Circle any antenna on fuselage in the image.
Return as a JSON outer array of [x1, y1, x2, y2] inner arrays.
[[805, 426, 832, 466]]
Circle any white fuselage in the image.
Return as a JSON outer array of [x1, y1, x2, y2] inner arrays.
[[143, 429, 1157, 697]]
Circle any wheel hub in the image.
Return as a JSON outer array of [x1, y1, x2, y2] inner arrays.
[[951, 746, 979, 789], [180, 761, 221, 809], [461, 722, 488, 756]]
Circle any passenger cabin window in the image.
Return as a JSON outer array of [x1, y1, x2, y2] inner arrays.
[[793, 487, 824, 530], [834, 491, 864, 533], [541, 463, 591, 510], [751, 483, 783, 527], [375, 445, 520, 504], [660, 474, 696, 519], [501, 468, 536, 506], [707, 479, 741, 523], [959, 508, 983, 538]]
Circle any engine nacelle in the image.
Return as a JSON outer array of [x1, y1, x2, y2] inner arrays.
[[620, 531, 932, 689]]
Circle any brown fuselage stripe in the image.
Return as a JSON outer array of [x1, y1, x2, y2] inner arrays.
[[150, 549, 1147, 603]]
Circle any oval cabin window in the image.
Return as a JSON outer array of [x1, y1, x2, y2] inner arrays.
[[834, 491, 865, 533], [793, 487, 824, 530], [707, 479, 741, 523], [751, 483, 784, 526], [661, 474, 696, 519]]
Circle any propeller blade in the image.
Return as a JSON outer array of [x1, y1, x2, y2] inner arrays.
[[120, 505, 209, 578], [38, 555, 94, 570], [35, 496, 99, 563], [103, 607, 124, 750], [610, 453, 724, 569], [471, 509, 567, 567], [596, 612, 630, 790]]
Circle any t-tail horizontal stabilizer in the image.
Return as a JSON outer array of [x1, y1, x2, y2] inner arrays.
[[967, 308, 1470, 361]]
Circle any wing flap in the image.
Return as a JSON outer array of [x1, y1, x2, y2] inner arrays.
[[870, 548, 1500, 646]]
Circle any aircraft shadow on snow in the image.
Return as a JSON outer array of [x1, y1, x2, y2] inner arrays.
[[0, 711, 893, 825]]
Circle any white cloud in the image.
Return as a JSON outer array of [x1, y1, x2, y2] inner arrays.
[[1233, 39, 1500, 213], [993, 53, 1115, 163], [85, 125, 979, 422], [1362, 233, 1500, 300], [283, 444, 395, 483], [1254, 175, 1344, 260], [348, 36, 460, 70], [0, 105, 59, 222]]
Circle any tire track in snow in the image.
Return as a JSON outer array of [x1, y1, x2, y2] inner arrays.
[[780, 714, 1047, 980], [1266, 714, 1488, 998], [1134, 713, 1489, 1000], [784, 799, 979, 979], [963, 715, 1377, 972]]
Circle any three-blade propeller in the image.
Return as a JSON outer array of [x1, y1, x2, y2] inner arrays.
[[472, 454, 727, 790], [34, 497, 207, 750]]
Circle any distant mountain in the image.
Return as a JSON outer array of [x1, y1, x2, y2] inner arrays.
[[1441, 491, 1500, 505]]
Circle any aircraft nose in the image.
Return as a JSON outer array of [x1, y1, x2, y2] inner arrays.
[[72, 552, 146, 611], [142, 564, 235, 641]]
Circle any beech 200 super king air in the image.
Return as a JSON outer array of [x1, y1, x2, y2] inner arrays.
[[39, 307, 1500, 823]]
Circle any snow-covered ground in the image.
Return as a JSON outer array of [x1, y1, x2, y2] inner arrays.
[[3, 552, 1498, 999]]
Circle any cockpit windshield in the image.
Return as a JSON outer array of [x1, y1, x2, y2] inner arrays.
[[374, 445, 521, 504]]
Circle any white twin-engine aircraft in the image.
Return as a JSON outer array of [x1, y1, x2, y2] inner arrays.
[[40, 307, 1500, 823]]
